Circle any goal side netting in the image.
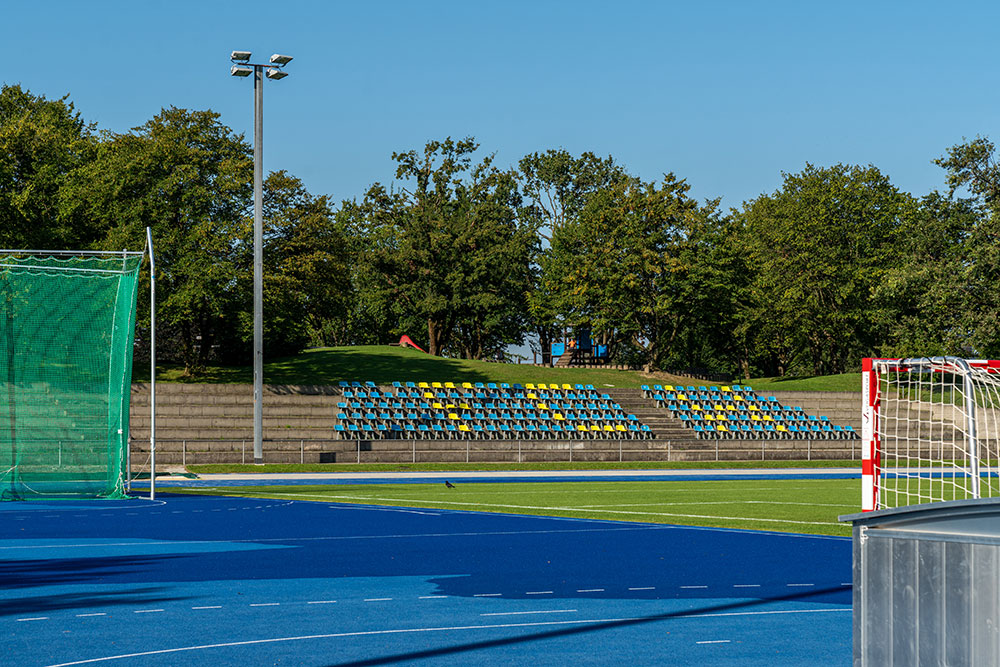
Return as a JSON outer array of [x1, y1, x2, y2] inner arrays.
[[862, 356, 1000, 511], [0, 252, 143, 500]]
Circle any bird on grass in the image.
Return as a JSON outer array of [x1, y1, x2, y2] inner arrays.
[[445, 480, 455, 488]]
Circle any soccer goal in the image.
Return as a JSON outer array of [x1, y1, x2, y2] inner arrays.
[[0, 249, 144, 499], [862, 356, 1000, 511]]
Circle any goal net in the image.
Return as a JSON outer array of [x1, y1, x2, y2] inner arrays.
[[0, 251, 143, 500], [862, 357, 1000, 511]]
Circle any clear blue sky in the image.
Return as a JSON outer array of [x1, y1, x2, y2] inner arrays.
[[4, 0, 999, 210]]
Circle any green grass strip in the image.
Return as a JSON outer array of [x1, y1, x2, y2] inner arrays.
[[176, 478, 859, 537]]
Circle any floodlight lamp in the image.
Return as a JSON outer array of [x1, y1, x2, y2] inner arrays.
[[270, 54, 293, 65], [265, 68, 288, 80], [231, 65, 253, 77], [231, 50, 252, 62]]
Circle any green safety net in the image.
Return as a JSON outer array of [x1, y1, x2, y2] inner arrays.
[[0, 253, 143, 500]]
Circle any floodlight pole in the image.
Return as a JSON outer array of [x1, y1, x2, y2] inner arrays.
[[231, 51, 292, 465], [252, 65, 264, 465]]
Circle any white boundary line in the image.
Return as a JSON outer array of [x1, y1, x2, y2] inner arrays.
[[44, 608, 851, 666]]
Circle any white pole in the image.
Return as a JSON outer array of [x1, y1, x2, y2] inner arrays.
[[146, 227, 156, 500]]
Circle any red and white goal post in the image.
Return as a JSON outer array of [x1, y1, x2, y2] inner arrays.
[[862, 357, 1000, 511]]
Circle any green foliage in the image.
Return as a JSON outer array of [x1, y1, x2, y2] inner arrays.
[[360, 138, 537, 359], [68, 107, 252, 372], [733, 164, 916, 376], [0, 84, 98, 248]]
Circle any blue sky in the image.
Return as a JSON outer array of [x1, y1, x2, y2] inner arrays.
[[4, 0, 999, 210]]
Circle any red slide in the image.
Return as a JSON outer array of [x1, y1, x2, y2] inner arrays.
[[398, 335, 427, 353]]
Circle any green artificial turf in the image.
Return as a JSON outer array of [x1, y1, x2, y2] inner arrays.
[[177, 478, 860, 537]]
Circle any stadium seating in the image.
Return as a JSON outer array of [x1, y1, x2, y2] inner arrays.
[[333, 381, 652, 440], [659, 384, 857, 440]]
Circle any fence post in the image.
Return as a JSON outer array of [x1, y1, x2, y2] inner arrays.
[[807, 439, 811, 461], [518, 440, 521, 464], [619, 439, 622, 462], [466, 439, 469, 464], [667, 440, 671, 462], [412, 439, 415, 463], [716, 438, 719, 461], [357, 439, 360, 464], [761, 439, 765, 462], [569, 442, 573, 463]]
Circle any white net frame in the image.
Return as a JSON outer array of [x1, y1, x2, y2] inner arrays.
[[867, 357, 1000, 510]]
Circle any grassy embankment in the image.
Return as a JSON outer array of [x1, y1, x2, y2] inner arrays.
[[135, 344, 862, 392]]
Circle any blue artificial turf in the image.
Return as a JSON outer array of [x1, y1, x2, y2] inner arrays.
[[1, 493, 852, 666]]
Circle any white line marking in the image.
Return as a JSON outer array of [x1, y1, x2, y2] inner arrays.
[[787, 583, 814, 587], [76, 613, 107, 617], [733, 584, 761, 588], [681, 585, 708, 589], [480, 609, 577, 617], [328, 505, 440, 516], [525, 591, 553, 595], [577, 589, 604, 593], [418, 596, 447, 599], [306, 600, 337, 605], [841, 583, 852, 586], [364, 598, 392, 602], [133, 609, 164, 614], [629, 587, 655, 591], [250, 603, 279, 607], [697, 639, 731, 644], [192, 606, 221, 610], [17, 617, 48, 622], [42, 609, 851, 666], [474, 593, 502, 597]]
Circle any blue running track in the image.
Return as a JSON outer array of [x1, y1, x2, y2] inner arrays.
[[1, 493, 852, 666]]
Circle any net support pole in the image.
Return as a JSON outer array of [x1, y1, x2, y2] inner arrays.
[[964, 363, 980, 499], [147, 227, 156, 500], [861, 358, 878, 511]]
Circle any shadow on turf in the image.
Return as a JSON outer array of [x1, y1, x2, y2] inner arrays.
[[0, 586, 189, 617], [323, 586, 848, 667], [0, 555, 181, 590]]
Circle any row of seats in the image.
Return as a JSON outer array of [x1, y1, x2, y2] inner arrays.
[[335, 420, 654, 440], [334, 380, 653, 440], [646, 383, 858, 440]]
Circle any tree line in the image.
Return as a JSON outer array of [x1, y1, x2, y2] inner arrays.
[[3, 83, 998, 378]]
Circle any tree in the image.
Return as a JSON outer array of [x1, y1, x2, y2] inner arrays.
[[238, 170, 353, 355], [0, 85, 99, 249], [65, 107, 252, 373], [362, 138, 535, 358], [733, 164, 915, 375], [934, 138, 1000, 355], [546, 174, 713, 372], [518, 149, 635, 362]]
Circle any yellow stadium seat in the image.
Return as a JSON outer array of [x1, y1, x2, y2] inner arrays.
[[432, 382, 443, 389], [448, 413, 459, 420], [577, 425, 589, 433], [461, 382, 473, 389], [616, 424, 627, 432], [721, 386, 731, 392], [424, 392, 435, 399], [538, 403, 548, 410], [459, 424, 471, 432], [432, 402, 444, 410], [526, 383, 536, 390], [603, 425, 615, 433], [459, 402, 470, 410], [553, 413, 565, 420], [704, 414, 715, 422], [562, 384, 572, 390], [418, 382, 430, 389], [444, 382, 456, 389], [527, 392, 537, 399]]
